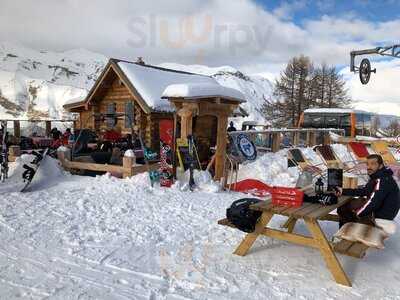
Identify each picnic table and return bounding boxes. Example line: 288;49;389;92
218;196;370;287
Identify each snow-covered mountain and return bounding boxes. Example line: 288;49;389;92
0;43;273;124
0;42;107;120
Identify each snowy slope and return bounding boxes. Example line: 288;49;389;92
0;42;107;120
0;151;399;299
0;43;273;124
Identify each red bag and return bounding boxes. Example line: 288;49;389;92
271;186;304;207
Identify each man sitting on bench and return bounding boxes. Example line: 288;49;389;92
336;154;400;228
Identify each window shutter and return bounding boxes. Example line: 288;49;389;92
125;101;134;128
106;103;116;128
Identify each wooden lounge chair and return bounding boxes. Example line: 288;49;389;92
348;142;370;163
314;145;345;169
371;140;399;165
287;148;325;175
315;144;368;181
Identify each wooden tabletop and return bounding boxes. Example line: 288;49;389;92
250;196;351;221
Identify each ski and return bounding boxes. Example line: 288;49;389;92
21;148;49;192
187;135;196;191
0;121;8;182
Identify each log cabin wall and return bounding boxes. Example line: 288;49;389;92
72;76;173;150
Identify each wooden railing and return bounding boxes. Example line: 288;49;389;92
229;128;345;152
57;151;159;178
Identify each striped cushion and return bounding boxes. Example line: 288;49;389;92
334;222;388;249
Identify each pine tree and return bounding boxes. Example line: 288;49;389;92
263;57;351;127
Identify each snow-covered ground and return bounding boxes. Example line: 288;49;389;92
0;151;399;299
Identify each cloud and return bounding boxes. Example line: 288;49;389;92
340;59;400;115
0;0;399;113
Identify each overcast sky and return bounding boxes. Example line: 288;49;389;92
1;0;400;113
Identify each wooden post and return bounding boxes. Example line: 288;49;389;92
177;105;195;139
308;131;317;146
13;120;20;138
293;132;300;146
214;114;228;180
323;132;331;145
45;121;52;137
271;133;281;153
123;155;135;178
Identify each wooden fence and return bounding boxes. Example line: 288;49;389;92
57;151;159;178
229;128;345;152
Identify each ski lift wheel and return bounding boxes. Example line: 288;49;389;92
359;58;372;85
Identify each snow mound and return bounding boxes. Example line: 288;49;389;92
236;151;299;186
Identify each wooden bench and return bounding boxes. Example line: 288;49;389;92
217;196;369;287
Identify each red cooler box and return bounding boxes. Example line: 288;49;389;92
271;186;304;207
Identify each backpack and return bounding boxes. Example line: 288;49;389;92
227;198;262;233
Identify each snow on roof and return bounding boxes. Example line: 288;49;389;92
304;108;374;114
161;83;246;102
117;62;220;111
64;96;86;106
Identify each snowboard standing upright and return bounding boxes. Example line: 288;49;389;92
158;119;174;187
21;148;49;192
138;131;159;187
0;121;8;182
187;135;196;191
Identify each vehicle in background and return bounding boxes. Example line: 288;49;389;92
241;121;271;131
298;108;378;137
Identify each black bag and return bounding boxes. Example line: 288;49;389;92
227;198;262;233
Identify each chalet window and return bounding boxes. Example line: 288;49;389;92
125;101;134;128
106;103;117;128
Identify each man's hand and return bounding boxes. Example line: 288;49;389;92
334;186;343;197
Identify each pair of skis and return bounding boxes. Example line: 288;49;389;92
0;121;8;182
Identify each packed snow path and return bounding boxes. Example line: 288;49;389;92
0;156;399;299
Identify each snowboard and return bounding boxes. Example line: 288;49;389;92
159;119;174;187
0;121;8;182
188;136;195;191
138;132;159;187
21;148;49;192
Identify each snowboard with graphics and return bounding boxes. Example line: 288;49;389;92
159;120;174;187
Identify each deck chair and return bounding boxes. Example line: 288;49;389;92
348;142;370;163
315;144;368;181
371;141;399;165
287;148;324;176
314;145;344;169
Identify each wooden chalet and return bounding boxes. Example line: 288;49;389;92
64;58;247;152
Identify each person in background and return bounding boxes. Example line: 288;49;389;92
227;121;237;132
336;154;400;228
281;133;292;148
51;129;63;149
62;128;72;145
